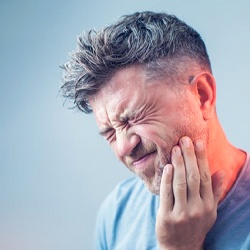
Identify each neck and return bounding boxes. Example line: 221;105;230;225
207;119;247;201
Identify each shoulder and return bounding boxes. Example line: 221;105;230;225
95;177;159;249
99;176;146;212
96;176;158;224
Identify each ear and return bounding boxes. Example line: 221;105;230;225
192;72;216;120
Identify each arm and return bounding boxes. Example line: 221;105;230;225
156;136;224;250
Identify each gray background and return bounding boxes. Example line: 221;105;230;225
1;1;249;249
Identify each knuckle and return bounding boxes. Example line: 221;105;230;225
189;208;202;220
175;181;187;190
175;212;188;225
204;202;215;214
188;173;199;182
200;170;211;183
157;208;171;222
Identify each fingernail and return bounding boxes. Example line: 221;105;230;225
181;137;190;147
173;146;181;155
195;140;204;151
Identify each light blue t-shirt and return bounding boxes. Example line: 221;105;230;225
95;153;250;250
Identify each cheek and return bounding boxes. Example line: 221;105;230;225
134;124;174;148
134;124;179;166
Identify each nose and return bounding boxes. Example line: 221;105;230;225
115;129;140;158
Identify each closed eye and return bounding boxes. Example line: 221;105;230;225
99;128;115;142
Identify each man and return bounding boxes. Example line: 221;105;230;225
61;11;250;249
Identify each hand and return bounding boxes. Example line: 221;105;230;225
156;136;224;250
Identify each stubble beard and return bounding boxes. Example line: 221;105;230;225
123;97;208;195
142;149;171;195
148;127;208;195
125;140;172;195
131;122;208;195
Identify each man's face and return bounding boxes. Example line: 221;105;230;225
89;66;208;194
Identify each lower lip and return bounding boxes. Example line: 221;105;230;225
133;152;156;170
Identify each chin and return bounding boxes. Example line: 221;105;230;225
141;171;162;195
144;181;161;195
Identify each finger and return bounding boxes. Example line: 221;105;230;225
171;145;188;209
179;136;200;201
194;140;213;201
159;164;174;211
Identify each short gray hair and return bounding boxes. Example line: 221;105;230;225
61;11;212;113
